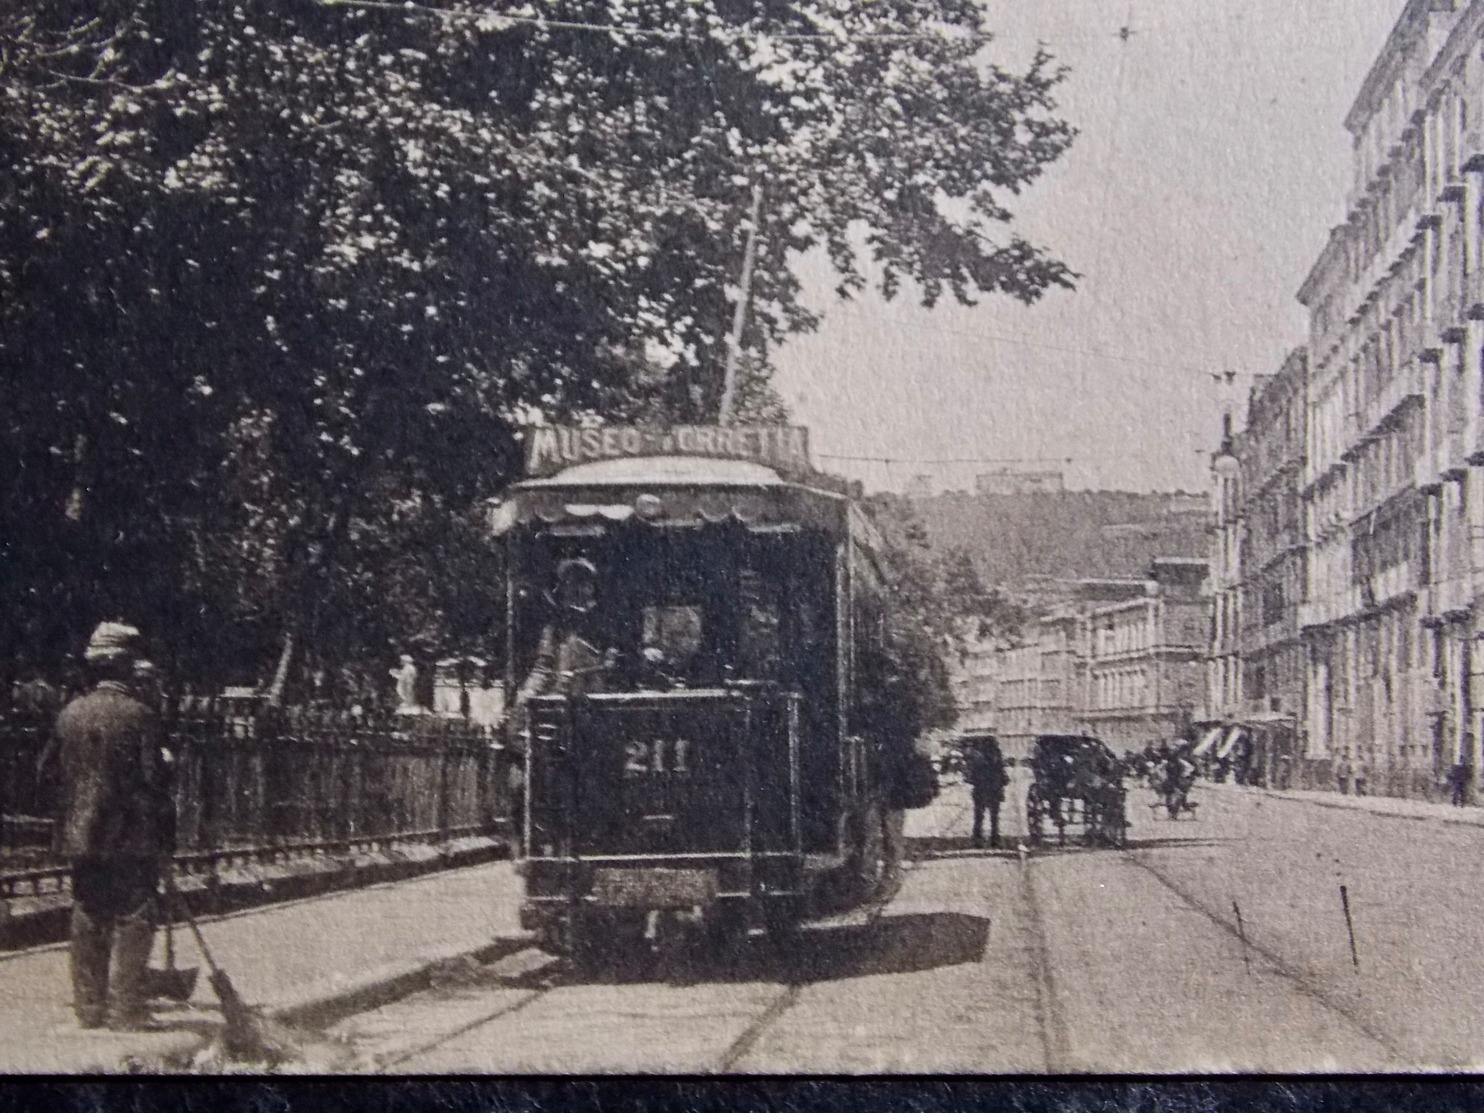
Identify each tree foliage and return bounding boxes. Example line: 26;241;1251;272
866;493;1029;731
1;0;1073;683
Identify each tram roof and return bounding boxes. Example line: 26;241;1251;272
515;455;793;489
492;455;880;553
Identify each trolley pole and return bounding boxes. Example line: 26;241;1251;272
717;180;764;427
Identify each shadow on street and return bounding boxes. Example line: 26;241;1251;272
906;835;1021;861
562;910;991;988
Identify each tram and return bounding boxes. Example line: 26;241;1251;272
488;425;902;955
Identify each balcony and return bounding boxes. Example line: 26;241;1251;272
1426;573;1472;619
1349;201;1428;316
1242;614;1300;654
1369;560;1417;607
1299;586;1361;629
1357;363;1421;443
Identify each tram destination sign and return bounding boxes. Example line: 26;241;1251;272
523;425;812;478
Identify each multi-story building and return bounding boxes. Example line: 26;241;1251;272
951;563;1208;757
1084;560;1209;752
991;637;1047;754
951;638;1000;733
1235;351;1309;776
1294;0;1484;797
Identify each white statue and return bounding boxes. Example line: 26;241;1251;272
392;654;421;713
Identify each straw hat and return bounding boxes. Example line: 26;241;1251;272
84;621;143;664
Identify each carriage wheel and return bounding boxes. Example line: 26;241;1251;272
1106;791;1129;846
1026;784;1044;845
1081;799;1099;845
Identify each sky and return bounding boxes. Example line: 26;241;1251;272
771;0;1408;494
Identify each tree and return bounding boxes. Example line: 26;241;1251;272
865;493;1028;730
1;0;1074;683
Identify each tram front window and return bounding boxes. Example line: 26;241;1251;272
737;568;781;680
640;604;705;687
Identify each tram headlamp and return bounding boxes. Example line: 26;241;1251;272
634;493;664;520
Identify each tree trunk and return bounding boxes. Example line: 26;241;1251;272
263;502;349;708
264;626;297;708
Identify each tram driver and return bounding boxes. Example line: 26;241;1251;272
514;557;617;705
508;558;618;847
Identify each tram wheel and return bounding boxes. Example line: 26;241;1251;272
762;897;803;965
535;920;569;957
704;903;752;963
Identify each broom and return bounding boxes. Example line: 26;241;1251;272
161;873;300;1065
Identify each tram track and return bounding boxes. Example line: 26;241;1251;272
362;898;884;1073
373;986;551;1072
1017;857;1071;1073
1121;849;1411;1065
1117;781;1414;1064
344;782;1429;1073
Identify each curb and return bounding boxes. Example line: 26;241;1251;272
122;929;537;1072
0;838;510;952
1214;782;1484;831
272;936;535;1032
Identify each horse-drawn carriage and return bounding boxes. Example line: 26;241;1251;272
1024;734;1128;847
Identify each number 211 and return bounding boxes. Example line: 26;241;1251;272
623;739;691;775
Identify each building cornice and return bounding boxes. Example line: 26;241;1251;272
1344;0;1432;136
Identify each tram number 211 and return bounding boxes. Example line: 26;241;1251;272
623;738;692;776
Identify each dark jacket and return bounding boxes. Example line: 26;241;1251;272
51;682;173;859
515;624;611;703
965;744;1008;798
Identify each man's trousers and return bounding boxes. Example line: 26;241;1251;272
971;788;1002;846
69;857;159;1027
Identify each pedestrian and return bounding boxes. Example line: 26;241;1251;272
855;641;937;900
44;622;175;1030
963;736;1008;848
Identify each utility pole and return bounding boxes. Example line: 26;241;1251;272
717;181;764;427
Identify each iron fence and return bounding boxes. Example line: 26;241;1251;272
0;695;515;897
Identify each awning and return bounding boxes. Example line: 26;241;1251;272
1192;726;1223;758
490;479;848;538
1214;725;1247;760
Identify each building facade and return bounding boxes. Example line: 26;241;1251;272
1291;0;1484;797
1237;352;1309;770
951;562;1208;757
1084;560;1209;753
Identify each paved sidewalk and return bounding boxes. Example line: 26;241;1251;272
1208;779;1484;829
0;860;523;1072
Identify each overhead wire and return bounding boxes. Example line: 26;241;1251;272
821;305;1214;378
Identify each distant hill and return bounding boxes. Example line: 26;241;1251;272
906;490;1209;594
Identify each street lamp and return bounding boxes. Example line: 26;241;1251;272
1210;370;1241;480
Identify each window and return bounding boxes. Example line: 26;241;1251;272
737;569;781;679
641;605;704;676
1246;664;1267;701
